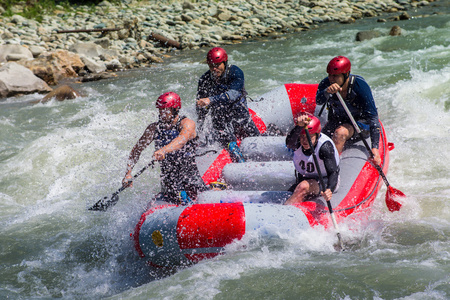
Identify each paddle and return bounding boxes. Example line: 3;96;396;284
304;126;345;250
88;160;155;211
88;148;219;212
335;92;405;212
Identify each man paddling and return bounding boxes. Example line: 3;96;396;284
284;114;340;205
196;47;260;163
123;92;207;204
316;56;381;165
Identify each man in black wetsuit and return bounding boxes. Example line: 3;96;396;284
316;56;381;165
284;114;340;205
196;47;260;163
123;92;207;204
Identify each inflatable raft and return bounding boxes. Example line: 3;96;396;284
133;84;392;267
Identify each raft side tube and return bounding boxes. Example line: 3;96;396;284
197;190;292;204
240;136;293;162
332;121;389;215
138;205;193;267
222;161;296;191
243;203;312;236
138;203;247;267
136;202;315;267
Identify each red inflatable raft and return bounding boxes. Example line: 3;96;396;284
133;83;392;268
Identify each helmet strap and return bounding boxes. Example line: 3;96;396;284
313;133;320;147
340;72;350;88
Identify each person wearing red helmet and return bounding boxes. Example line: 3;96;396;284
316;56;381;165
284;113;340;205
122;92;206;204
196;47;260;163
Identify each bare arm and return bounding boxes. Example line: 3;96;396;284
123;122;157;186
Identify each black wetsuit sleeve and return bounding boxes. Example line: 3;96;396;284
353;77;380;149
196;72;210;99
286;126;302;150
316;77;331;106
318;141;339;191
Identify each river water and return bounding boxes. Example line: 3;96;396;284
1;4;449;300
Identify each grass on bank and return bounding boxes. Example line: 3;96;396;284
0;0;123;22
0;0;210;22
1;0;95;21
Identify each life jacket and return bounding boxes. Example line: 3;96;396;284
153;116;198;181
292;133;339;179
327;75;363;120
206;64;248;108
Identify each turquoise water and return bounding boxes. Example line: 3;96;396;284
1;4;449;299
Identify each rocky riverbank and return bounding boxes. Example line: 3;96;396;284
0;0;440;98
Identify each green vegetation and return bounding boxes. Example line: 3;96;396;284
0;0;205;21
0;0;111;21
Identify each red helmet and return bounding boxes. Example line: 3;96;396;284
207;47;228;64
156;92;181;109
300;115;322;135
327;56;351;75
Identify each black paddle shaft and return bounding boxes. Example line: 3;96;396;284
304;126;344;250
335;92;392;188
304;129;326;193
304;128;334;214
88;160;155;211
88;149;219;212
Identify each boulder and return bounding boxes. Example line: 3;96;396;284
399;12;410;20
389;25;402;36
81;56;107;73
79;72;117;82
355;30;381;41
216;10;232;21
0;44;33;63
0;62;52;98
18;50;85;85
39;85;81;103
69;42;105;58
29;45;46;58
182;1;196;10
105;59;122;70
93;37;111;49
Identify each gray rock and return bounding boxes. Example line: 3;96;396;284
29;46;45;57
39;85;81;103
0;44;34;63
11;15;27;25
105;59;122;70
94;37;111;49
1;29;15;40
399;12;411;20
0;62;52;98
69;42;104;58
208;6;218;17
389;25;402;36
217;11;232;21
182;1;196;10
81;56;107;73
356;30;382;41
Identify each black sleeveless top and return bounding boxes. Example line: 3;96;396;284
154;116;206;198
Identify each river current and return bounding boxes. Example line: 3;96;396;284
1;4;449;300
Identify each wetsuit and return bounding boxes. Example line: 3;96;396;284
196;64;260;148
316;74;381;149
154;116;207;203
286;128;340;193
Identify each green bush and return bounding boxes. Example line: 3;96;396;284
0;0;107;21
